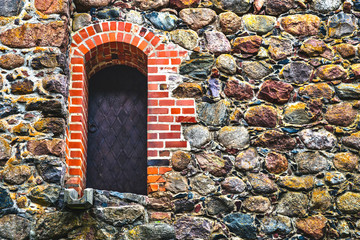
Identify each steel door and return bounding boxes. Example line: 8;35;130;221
86;65;147;195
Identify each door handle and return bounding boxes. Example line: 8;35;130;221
89;123;97;133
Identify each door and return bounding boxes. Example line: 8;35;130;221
86;65;147;195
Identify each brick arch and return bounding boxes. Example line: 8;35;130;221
66;21;197;194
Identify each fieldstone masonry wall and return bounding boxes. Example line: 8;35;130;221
1;0;360;239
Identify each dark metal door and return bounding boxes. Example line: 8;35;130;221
86;65;147;195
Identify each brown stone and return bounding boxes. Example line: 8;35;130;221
316;65;347;81
12;122;31;136
172;82;202;98
280;14;321;36
25;100;64;117
325;102;357;127
165;172;188;193
310;187;332;212
266;0;294;16
11;79;34;95
0;22;67;48
242;61;273;80
232;35;262;54
179;8;217;30
298;83;335;100
0;53;24;70
221;177;246;193
0;138;11;166
171;151;191;171
27;139;65;157
34;118;66;136
296;215;327;240
219;12;242;35
334;43;356;58
253;130;297;150
333;152;359;172
343;131;360;150
257;80;293;104
134;0;169;10
243;196;271;213
35;0;69;14
268;37;293;60
2;165;31;185
247;173;278;194
224;79;253;101
42;74;67;96
351;64;360;78
170;0;200;9
299;38;333;59
265;152;288;174
244;105;278;128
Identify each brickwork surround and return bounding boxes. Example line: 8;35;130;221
66;21;196;194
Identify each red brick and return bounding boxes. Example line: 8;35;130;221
176;116;197;123
158;116;174;122
182;108;195;114
159;132;181;139
148;108;168;114
176;99;195;106
159;99;175;106
148;124;169;131
171;108;181;114
148;75;166;82
165;141;187;148
159;167;172;174
148;141;164;148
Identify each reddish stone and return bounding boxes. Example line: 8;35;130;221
232;35;262;54
253;130;297;150
0;22;67;49
224;79;253;101
351;64;360;78
35;0;69;14
244;105;278;128
300;39;333;59
179;8;217;30
334;43;356;58
75;0;113;11
27;139;65;157
257;80;293;104
280;14;320;36
325;102;357;127
170;0;200;9
266;0;294;15
316;65;347;81
296;215;327;240
265;152;288;174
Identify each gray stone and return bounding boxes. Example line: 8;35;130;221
224;213;257;239
218;126;249;150
93;205;145;227
205;31;231;54
28;185;61;206
0;215;30;240
72;13;91;32
261;215;292;234
213;0;254;14
281;61;314;85
3;165;31;185
183;125;210;148
179;8;216;30
221;177;246;193
235;147;260;171
243;196;271;213
126;223;175;240
295;151;329;174
216;54;237;75
242;14;277;34
197;100;229;126
310;187;332;212
325;172;346;185
206;196;234;215
36;159;65;184
312;0;342;13
0;137;11;165
247;173;278;194
191;173;216;195
299;129;337;150
0;0;22;17
343;131;360;150
269;37;293;60
145;12;177;31
171;29;198;50
196;153;231;177
174;217;213;240
126;10;144;25
284;102;313;125
165;172;188;193
180;52;214;80
242;61;273;80
276;192;308;217
0;187;13;209
328;13;357;38
335;83;360;100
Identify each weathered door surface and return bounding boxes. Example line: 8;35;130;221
86;65;147;195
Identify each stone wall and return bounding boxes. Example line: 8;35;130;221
1;0;360;239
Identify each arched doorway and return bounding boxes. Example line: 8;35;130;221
86;65;147;194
